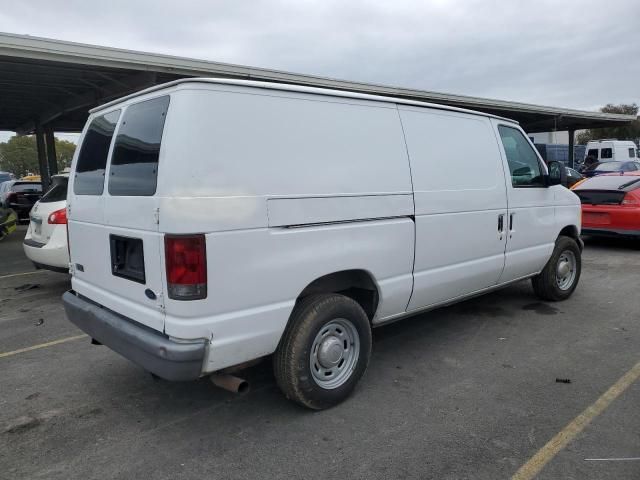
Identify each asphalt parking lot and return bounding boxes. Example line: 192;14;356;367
0;225;638;480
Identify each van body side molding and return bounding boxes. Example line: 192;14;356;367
267;194;414;228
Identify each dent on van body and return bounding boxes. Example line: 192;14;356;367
162;218;415;372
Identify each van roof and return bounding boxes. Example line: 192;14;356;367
90;78;516;123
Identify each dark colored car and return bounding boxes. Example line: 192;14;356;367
0;171;15;184
565;167;583;188
0;181;43;220
583;161;640;177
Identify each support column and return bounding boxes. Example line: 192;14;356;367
45;127;58;176
568;129;575;169
35;124;50;192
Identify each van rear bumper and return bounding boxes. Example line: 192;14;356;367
62;291;206;381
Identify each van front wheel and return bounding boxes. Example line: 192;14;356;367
531;236;582;301
274;294;372;410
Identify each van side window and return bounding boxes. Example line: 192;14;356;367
498;125;545;187
108;96;170;196
74;110;120;195
629;148;636;158
587;148;599;159
601;148;612;159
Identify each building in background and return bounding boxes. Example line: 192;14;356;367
529;131;570;144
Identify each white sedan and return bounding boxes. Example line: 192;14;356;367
23;174;69;273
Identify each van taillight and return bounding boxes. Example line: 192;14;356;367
48;208;67;224
164;235;207;300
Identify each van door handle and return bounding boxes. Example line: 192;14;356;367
498;214;504;238
509;213;514;232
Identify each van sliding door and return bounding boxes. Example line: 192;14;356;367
400;107;509;311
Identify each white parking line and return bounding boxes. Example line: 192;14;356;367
0;270;44;280
584;458;640;462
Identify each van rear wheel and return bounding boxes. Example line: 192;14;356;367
273;294;372;410
531;236;581;301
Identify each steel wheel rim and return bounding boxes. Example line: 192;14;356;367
310;318;360;389
556;250;577;290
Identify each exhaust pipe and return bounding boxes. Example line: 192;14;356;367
210;374;250;394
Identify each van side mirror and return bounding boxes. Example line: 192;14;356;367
546;161;566;187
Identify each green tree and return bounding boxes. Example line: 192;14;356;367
0;135;38;176
576;103;640;144
0;135;76;177
56;139;76;172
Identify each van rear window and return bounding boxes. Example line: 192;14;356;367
74;110;120;195
108;96;169;196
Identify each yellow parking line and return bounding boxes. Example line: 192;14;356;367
0;334;88;359
512;360;640;480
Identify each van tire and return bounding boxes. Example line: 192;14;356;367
273;294;372;410
531;236;581;301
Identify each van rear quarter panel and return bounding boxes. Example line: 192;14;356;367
178;219;414;371
156;85;415;371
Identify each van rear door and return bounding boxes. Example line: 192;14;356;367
68;96;170;333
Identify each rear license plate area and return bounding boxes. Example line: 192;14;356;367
109;235;146;284
31;216;42;235
583;212;610;225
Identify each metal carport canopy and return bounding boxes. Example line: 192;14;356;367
0;32;635;135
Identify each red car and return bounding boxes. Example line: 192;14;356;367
572;172;640;238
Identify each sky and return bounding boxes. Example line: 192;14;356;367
1;0;639;143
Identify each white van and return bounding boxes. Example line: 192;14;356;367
584;139;638;163
63;79;582;409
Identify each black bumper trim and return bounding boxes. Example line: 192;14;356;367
582;228;640;238
62;291;206;381
23;238;46;248
32;262;69;274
